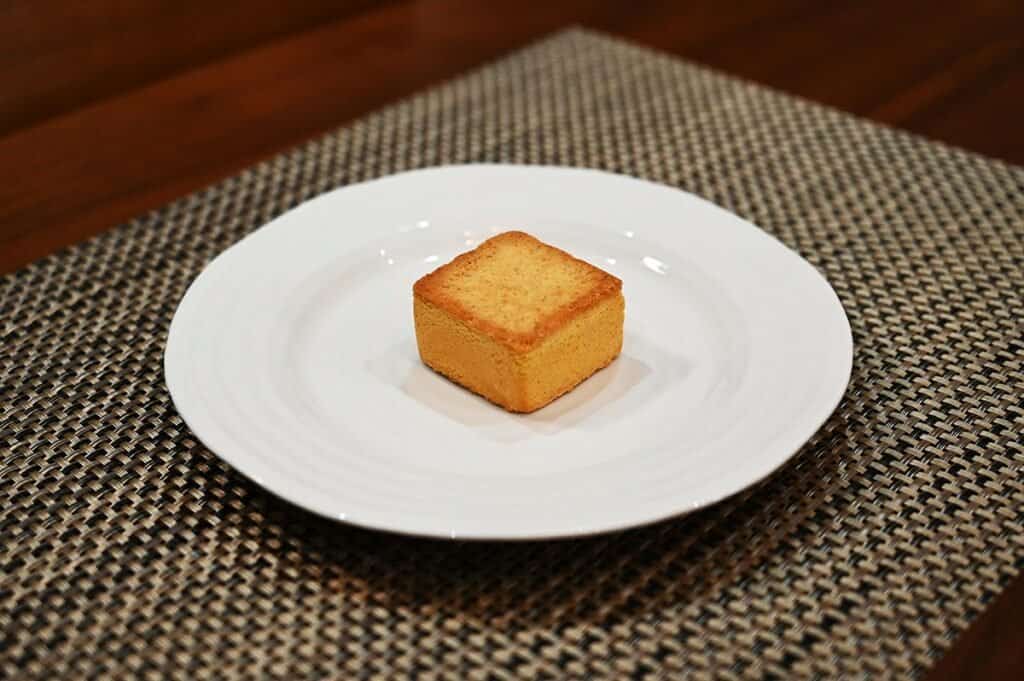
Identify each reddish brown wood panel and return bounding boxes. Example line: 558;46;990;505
0;0;387;135
924;574;1024;681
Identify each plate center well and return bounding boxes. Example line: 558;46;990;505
272;234;746;478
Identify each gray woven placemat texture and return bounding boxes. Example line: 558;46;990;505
2;28;1023;680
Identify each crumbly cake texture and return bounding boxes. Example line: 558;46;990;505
413;231;624;413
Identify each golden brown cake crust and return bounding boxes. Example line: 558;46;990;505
413;231;622;353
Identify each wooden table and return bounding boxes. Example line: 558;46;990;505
3;2;1021;677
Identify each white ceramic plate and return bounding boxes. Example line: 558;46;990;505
165;165;852;540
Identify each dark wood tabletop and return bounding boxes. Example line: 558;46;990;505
3;1;1022;677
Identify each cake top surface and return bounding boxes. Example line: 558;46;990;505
413;231;621;351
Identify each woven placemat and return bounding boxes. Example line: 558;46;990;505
3;28;1023;680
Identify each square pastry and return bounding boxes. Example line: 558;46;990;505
413;231;624;413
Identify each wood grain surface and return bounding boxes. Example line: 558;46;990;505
2;2;1022;678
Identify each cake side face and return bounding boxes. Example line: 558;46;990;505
414;231;621;353
518;290;624;412
413;295;528;411
413;291;625;413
